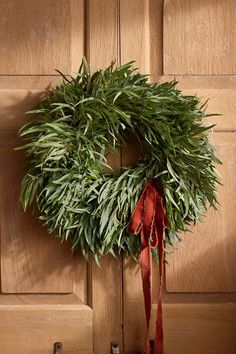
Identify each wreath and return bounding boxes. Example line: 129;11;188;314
18;59;220;354
18;59;220;261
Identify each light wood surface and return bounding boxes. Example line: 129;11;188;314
0;76;61;90
87;2;123;353
162;301;236;354
0;74;62;131
161;75;236;90
73;251;88;304
125;292;236;354
0;90;48;130
71;0;85;74
121;2;164;352
120;0;163;80
0;294;92;354
0;293;83;306
87;0;119;71
0;0;84;75
166;133;236;292
164;0;236;75
123;258;146;352
0;132;74;293
89;255;123;354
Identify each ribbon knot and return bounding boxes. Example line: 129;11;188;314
128;180;167;354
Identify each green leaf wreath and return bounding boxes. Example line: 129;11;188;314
18;59;220;260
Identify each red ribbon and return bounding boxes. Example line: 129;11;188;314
128;180;167;354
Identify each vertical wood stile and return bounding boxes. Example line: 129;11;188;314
120;1;164;352
86;1;123;353
0;1;93;352
0;0;86;294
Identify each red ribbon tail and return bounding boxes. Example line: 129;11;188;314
140;232;152;354
154;224;164;354
128;180;167;354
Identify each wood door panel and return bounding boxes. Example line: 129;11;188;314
0;0;84;75
120;0;163;80
163;299;236;354
166;133;236;292
87;0;119;71
90;256;123;354
0;132;73;293
86;2;123;353
163;300;236;354
124;294;236;354
0;90;47;130
0;294;93;354
0;77;63;130
164;0;236;75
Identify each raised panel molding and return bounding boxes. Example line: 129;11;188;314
0;294;93;354
164;0;236;75
0;0;84;75
166;133;236;292
0;132;74;293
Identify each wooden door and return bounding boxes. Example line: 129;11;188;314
0;1;92;353
121;1;236;354
0;1;236;354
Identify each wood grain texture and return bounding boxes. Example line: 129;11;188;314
121;4;163;350
121;132;144;351
123;258;146;352
125;293;236;354
0;76;62;90
71;0;85;73
0;90;47;130
164;0;236;75
0;132;73;293
160;302;236;354
0;294;92;354
86;0;119;71
89;255;123;354
87;2;123;353
160;76;236;131
73;251;88;304
0;0;84;75
0;293;83;306
0;75;64;131
0;76;71;130
123;256;160;352
166;133;236;292
120;0;163;79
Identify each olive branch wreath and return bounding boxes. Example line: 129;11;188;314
18;59;220;262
